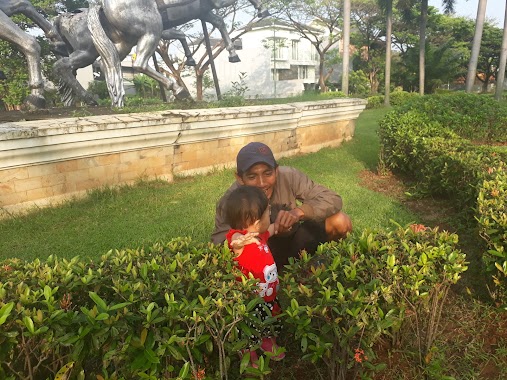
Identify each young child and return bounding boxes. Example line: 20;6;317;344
224;185;285;366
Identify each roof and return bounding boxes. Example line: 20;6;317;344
252;17;323;34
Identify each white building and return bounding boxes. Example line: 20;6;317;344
76;18;323;100
193;18;322;99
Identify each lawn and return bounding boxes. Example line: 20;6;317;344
0;107;418;262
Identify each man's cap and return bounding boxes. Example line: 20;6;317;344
237;142;277;173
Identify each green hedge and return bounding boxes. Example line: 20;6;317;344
282;224;466;379
477;162;507;305
378;93;507;304
366;91;419;109
393;93;507;143
0;226;467;380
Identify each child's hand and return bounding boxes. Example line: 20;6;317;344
230;232;260;250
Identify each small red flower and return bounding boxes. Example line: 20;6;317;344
60;293;73;310
194;367;206;380
354;348;368;363
487;167;494;174
410;224;426;233
2;265;12;271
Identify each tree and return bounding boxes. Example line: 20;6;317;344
475;23;503;92
390;8;472;92
418;0;428;94
465;0;487;92
154;0;257;100
342;0;351;94
384;0;393;105
495;0;507;100
269;0;343;92
350;0;385;94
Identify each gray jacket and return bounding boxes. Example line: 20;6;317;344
211;166;343;245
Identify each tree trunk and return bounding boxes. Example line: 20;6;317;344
495;0;507;100
196;70;204;101
482;78;489;93
384;0;392;105
419;0;428;95
319;53;327;91
465;0;488;92
342;0;351;95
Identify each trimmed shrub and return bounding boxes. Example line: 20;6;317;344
389;90;419;107
281;224;466;380
0;238;261;380
477;162;507;306
366;95;383;109
393;93;507;143
378;92;507;303
0;227;467;380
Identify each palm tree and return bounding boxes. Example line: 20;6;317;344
418;0;428;95
495;0;507;100
384;0;392;105
465;0;488;92
342;0;351;95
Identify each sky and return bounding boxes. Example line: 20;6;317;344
429;0;505;27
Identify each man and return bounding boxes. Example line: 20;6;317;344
211;142;352;268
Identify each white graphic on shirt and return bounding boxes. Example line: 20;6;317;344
258;263;278;298
258;243;270;253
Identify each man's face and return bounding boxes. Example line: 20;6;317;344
236;163;278;199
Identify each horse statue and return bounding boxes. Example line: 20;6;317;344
0;0;67;109
87;0;269;107
52;9;196;106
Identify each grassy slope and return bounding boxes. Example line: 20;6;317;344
0;108;418;262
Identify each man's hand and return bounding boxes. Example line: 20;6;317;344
274;208;304;234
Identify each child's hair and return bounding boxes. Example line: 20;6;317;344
225;186;269;230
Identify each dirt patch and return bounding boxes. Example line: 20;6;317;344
358;170;456;232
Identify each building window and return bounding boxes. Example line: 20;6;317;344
311;46;319;61
268;37;287;59
298;66;308;79
291;40;299;60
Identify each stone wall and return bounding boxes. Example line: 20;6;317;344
0;99;366;214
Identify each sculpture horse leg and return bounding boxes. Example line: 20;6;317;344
246;0;269;18
0;12;45;108
132;32;191;100
201;10;240;63
208;0;269;18
53;51;99;106
52;11;99;106
5;0;68;55
160;28;196;66
87;0;125;107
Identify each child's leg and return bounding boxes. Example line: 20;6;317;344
259;300;285;360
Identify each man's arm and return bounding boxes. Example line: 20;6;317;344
283;166;343;221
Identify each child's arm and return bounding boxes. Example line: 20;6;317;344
267;223;276;237
230;231;260;256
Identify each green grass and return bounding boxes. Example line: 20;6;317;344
0;108;419;262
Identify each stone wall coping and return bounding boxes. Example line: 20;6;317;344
0;99;366;141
